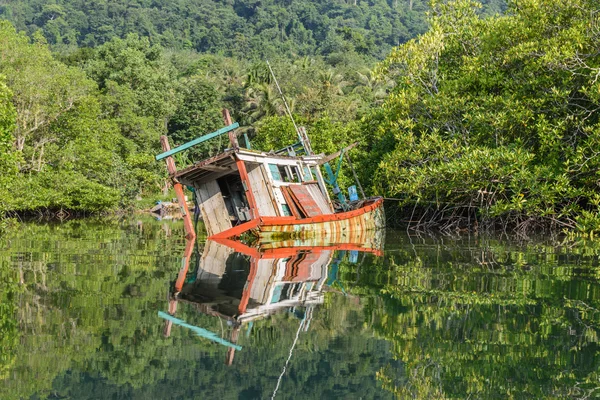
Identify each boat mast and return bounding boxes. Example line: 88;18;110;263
266;60;313;155
270;315;305;399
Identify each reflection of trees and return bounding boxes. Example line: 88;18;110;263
0;219;395;399
0;218;188;399
11;221;600;398
349;235;600;399
0;250;19;381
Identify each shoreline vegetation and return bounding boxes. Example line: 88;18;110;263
2;0;600;234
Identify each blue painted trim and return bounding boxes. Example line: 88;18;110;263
158;311;242;350
155;123;239;161
324;161;348;208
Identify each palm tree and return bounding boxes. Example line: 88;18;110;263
353;69;394;105
241;83;291;127
318;69;348;96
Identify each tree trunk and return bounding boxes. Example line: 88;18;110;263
15;136;25;152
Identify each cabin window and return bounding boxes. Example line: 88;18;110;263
280;166;292;182
281;204;292;216
302;166;312;181
269;164;292;182
290;166;301;182
269;164;282;181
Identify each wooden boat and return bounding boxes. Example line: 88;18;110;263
156;109;385;242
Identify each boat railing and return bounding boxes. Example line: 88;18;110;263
275;141;307;157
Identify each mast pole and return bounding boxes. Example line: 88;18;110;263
266;60;308;152
159;136;196;240
270;316;305;399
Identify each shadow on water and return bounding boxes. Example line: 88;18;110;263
3;218;600;398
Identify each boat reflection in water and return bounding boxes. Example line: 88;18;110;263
159;234;383;365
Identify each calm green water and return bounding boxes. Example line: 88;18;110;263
1;218;600;399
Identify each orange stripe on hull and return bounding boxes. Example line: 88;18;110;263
208;197;384;242
209;219;260;239
210;238;383;257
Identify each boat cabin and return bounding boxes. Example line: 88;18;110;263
173;148;334;237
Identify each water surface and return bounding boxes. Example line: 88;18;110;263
1;219;600;399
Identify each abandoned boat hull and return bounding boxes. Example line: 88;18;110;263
211;196;385;241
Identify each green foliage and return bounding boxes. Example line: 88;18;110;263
167;77;224;161
86;34;178;148
8;172;120;212
375;135;579;222
0;21;94;159
0;24;180;212
0;0;439;60
364;0;600;231
0;75;18;221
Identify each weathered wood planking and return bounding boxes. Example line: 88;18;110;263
280;186;304;218
247;164;278;217
305;183;333;214
198;239;233;282
197;180;232;237
250;258;278;304
259;163;282;216
272;187;287;215
258;201;385;244
288;185;322;217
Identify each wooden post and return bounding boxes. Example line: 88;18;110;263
163;237;195;337
222;109;239;148
345;152;366;199
226;326;241;366
174;237;196;292
238;258;258;315
160;135;196;240
163;299;178;337
222;109;259;220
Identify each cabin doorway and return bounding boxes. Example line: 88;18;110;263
217;174;251;224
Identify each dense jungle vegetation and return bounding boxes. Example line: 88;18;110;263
3;0;600;233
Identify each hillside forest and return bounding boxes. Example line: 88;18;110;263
2;0;600;233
